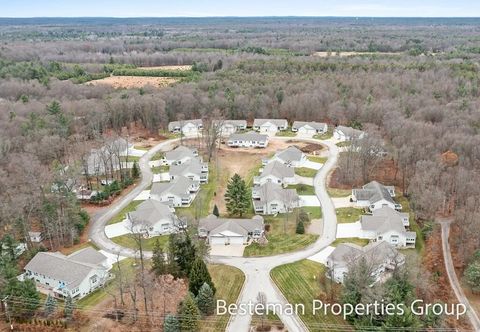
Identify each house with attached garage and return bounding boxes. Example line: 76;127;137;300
168;119;203;135
352;181;402;211
162;145;199;166
264;146;307;167
169;158;209;183
291;121;328;136
360;206;416;248
254;161;296;187
23;248;110;299
150;176;199;208
213;120;247;136
253;119;288;135
198;214;264;245
127;199;184;237
252;182;300;215
227;131;269;148
326;241;405;284
333;125;365;141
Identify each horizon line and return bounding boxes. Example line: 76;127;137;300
1;15;480;19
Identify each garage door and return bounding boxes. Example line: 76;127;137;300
210;236;244;245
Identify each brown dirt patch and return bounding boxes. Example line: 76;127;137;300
86;76;178;89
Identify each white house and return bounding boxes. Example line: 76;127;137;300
24;248;110;300
265;146;307;167
352;181;402;211
333;126;365;141
162;146;199;166
28;231;43;243
227;131;269;148
170;158;209;183
326;241;405;284
168;119;203;136
198;215;264;245
253;119;288;135
150;176;199;207
291;121;328;136
360;207;416;248
213;120;247;136
252;182;300;215
127;199;184;237
254;161;296;187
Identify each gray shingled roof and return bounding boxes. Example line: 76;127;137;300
353;181;395;205
128;199;174;228
276;146;304;163
213;120;247;127
292;121;327;131
361;207;415;238
67;247;107;266
328;241;403;268
254;182;299;205
150;176;197;198
170;158;205;177
168;119;203;131
228;131;268;143
165;146;197;161
199;215;264;236
25;251;107;289
336;126;364;138
253;119;288;127
261;161;295;179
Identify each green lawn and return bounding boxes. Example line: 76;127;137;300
60;241;99;255
151;151;165;161
110;234;169;251
294;167;318;177
327;187;351;197
313;130;333;140
396;195;425;253
287;183;315;195
107;200;143;225
133;145;150;151
119;155;141;162
271;260;348;331
336;141;351;147
336;207;363;223
275;130;296;137
200;265;245;332
152;165;169;174
245;162;262;187
301;206;322;219
244;211;318;257
331;237;369;247
307;155;328;164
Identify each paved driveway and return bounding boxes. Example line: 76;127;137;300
99;250;127;268
152;172;170;182
210;244;246;257
128;148;147;157
308;246;335;265
299;195;320;207
332;196;354;208
295;174;314;185
336;221;363;238
105;220;131;238
302;160;322;170
134;190;150;201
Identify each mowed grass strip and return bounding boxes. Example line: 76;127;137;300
271;260;348;331
287;183;315;195
294;167;318;177
307;155;328;164
110;234;169;251
200;265;245;332
335;207;363;223
331;237;369;247
327;187;351;197
107;200;143;225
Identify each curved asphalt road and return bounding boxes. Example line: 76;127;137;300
89;136;339;331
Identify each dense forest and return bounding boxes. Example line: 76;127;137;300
0;17;479;329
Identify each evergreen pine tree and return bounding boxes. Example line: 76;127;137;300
188;258;216;296
44;293;57;316
212;204;219;217
131;161;140;178
152;239;167;276
196;283;215;315
296;220;305;234
178;293;200;332
172;233;196;276
64;295;74;319
164;314;180;332
224;173;250;217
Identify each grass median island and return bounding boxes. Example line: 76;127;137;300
200;265;245;332
294;167;318;177
271;260;347;331
287;183;315;195
307;155;328;164
110;234;169;251
107;200;143;225
336;207;363;223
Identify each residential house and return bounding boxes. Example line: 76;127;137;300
162;146;199;166
360;207;416;248
28;231;43;243
213;120;247;136
253;119;288;135
352;181;402;211
292;121;328;136
333;126;365;141
227;131;269;148
170;158;209;183
127;199;184;237
254;161;296;187
264;146;306;167
82;137;133;176
168;119;203;135
23;248;110;299
150;176;199;207
198;214;264;245
326;241;405;284
252;182;300;215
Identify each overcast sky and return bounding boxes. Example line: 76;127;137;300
1;0;479;18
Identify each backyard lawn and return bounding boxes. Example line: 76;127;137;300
107;200;143;225
336;207;363;223
200;265;245;332
313;129;333;140
396;195;425;253
271;260;347;331
301;206;322;219
110;234;169;251
326;187;351;197
307;155;327;164
287;183;315;195
275;130;296;137
331;237;369;247
294;167;317;177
